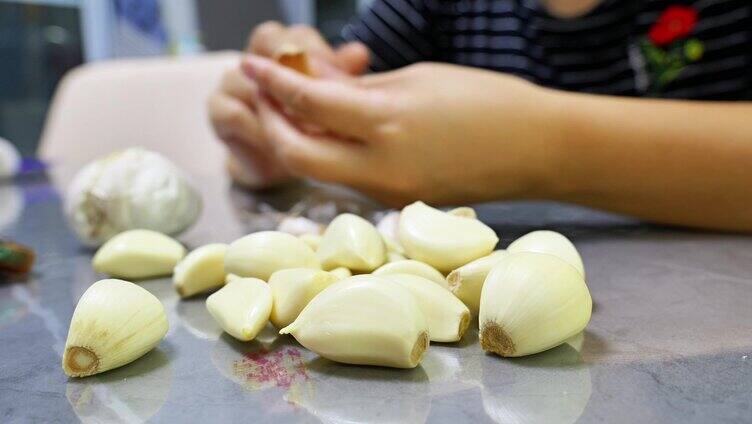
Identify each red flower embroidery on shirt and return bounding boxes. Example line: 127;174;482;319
648;6;698;46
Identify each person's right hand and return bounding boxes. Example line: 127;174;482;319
208;21;370;188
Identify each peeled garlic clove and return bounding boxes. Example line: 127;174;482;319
399;201;498;273
381;274;470;343
447;250;507;316
376;211;400;242
447;206;477;219
269;268;337;329
317;214;386;272
0;137;21;179
225;273;241;283
225;231;319;281
65;148;201;247
92;229;186;279
206;278;272;341
479;252;592;357
387;251;407;263
507;230;585;278
299;234;322;251
280;275;429;368
329;267;352;280
63;279;168;377
173;243;228;297
374;260;448;289
277;216;323;236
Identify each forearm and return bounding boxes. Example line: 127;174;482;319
545;92;752;231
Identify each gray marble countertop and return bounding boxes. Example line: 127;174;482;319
1;171;751;424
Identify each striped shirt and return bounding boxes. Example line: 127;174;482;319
342;0;752;100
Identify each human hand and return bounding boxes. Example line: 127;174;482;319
243;57;563;206
208;22;370;188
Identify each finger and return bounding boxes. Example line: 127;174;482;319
243;55;386;140
335;42;371;75
247;21;285;55
207;93;264;148
219;68;259;107
257;97;367;184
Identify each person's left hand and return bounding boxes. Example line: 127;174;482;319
243;56;565;206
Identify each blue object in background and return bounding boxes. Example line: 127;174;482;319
114;0;166;43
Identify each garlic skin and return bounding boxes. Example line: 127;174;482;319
447;206;477;219
507;230;585;278
329;267;352;280
173;243;228;297
224;231;319;281
92;229;186;279
447;250;507;316
479;252;592;357
65;148;201;247
0;137;21;179
317;214;386;272
280;275;429;368
398;201;498;273
268;268;337;328
63;279;168;377
374;260;448;289
277;216;324;236
381;274;470;342
299;234;322;251
206;278;272;341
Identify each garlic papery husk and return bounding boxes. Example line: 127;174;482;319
269;268;337;329
398;201;498;273
507;230;585;278
381;274;470;342
206;278;272;341
447;250;507;316
299;234;322;251
447;206;477;219
277;216;324;236
65;148;201;247
62;279;168;377
479;252;592;357
374;260;448;289
329;267;352;280
280;275;429;368
224;231;319;281
173;243;228;297
92;229;186;279
316;213;386;272
0;137;21;179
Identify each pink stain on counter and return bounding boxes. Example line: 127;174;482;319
232;347;310;392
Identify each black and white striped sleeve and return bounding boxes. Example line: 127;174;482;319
342;0;437;71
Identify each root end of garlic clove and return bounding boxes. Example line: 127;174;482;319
446;270;461;292
480;322;516;357
457;311;471;340
63;346;100;377
410;332;430;366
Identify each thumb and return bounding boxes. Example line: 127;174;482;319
335;42;371;75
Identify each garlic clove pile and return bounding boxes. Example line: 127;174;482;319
65;148;201;247
316;214;386;272
381;274;471;343
447;250;507;316
225;273;241;283
299;234;322;251
329;267;352;280
268;268;337;329
173;243;228;298
398;201;498;273
507;230;585;278
479;252;592;357
224;231;319;281
63;279;168;377
447;206;477;219
92;229;186;279
280;275;429;368
206;278;272;341
387;252;408;263
373;260;448;289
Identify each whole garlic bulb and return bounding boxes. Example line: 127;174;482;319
65;148;202;246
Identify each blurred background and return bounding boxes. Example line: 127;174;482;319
0;0;373;156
